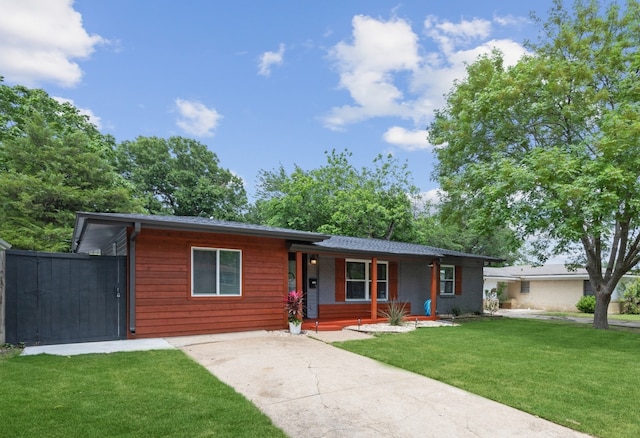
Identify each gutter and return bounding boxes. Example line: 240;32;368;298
129;222;141;334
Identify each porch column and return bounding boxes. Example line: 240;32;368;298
295;251;303;292
430;259;439;317
371;257;378;320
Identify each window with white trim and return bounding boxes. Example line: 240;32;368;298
192;247;242;296
440;265;455;295
520;281;530;294
346;260;388;301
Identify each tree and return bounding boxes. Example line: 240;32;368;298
254;150;419;240
429;0;640;328
413;207;520;264
115;136;248;220
0;82;142;251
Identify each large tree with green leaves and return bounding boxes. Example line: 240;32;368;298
429;0;640;329
115;136;247;220
413;207;520;264
0;81;142;251
253;150;418;240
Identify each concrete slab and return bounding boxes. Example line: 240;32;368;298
178;330;591;438
21;338;174;356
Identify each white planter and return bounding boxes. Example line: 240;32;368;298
289;321;302;334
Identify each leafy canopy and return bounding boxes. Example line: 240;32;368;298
254;150;418;241
115;136;248;220
429;0;640;328
0;81;142;251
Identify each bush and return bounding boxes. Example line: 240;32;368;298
621;279;640;314
378;301;408;326
576;295;596;313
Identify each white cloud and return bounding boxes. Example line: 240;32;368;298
324;13;530;142
493;14;529;27
383;126;429;151
53;96;102;129
324;15;420;130
0;0;104;87
422;188;443;204
175;98;222;137
258;43;285;77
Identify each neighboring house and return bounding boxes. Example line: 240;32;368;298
484;265;637;313
72;212;500;339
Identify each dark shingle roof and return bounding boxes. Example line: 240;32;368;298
72;212;328;253
312;235;501;261
73;212;502;261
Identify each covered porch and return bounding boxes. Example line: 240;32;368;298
290;249;442;329
301;314;438;331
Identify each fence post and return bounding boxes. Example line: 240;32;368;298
0;238;12;344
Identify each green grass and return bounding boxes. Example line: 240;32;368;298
0;350;286;438
335;318;640;438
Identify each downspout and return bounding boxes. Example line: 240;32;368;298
129;222;141;334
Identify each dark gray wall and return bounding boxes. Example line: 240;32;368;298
5;250;126;345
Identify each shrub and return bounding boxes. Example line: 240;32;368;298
621;279;640;314
576;295;596;313
378;300;408;326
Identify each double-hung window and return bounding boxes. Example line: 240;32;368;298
440;265;455;295
345;260;388;301
192;247;242;296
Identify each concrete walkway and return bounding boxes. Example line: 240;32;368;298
496;308;640;328
169;330;590;438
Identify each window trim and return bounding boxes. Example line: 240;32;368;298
345;259;388;301
520;280;530;294
440;265;455;296
191;246;242;297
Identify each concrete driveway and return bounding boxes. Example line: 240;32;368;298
168;330;590;438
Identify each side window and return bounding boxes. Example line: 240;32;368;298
520;281;530;294
192;247;242;296
440;265;455;295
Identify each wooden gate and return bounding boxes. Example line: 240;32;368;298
4;250;126;345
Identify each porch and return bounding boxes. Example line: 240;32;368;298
302;314;438;331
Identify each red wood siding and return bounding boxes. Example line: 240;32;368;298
132;228;288;338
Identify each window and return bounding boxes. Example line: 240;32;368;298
583;280;594;296
192;247;242;296
440;265;455;295
345;260;388;301
520;281;530;294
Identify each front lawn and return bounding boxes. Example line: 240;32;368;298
335;318;640;438
0;349;286;437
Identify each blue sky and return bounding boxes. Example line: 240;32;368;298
0;0;556;202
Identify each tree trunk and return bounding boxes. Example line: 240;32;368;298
593;291;611;329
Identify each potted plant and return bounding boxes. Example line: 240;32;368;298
284;290;304;334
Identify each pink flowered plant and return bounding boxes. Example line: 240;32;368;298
284;290;304;323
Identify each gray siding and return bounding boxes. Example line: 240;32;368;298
397;260;431;316
317;254;336;305
437;257;485;315
313;254;485;316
